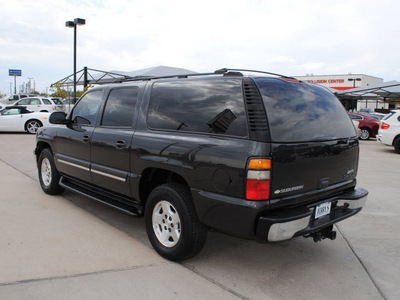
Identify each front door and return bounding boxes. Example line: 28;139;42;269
54;90;103;183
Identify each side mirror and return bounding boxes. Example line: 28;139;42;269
49;111;67;124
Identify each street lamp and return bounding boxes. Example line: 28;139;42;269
66;18;86;101
348;77;362;88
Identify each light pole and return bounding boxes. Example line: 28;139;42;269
348;77;361;88
66;18;86;101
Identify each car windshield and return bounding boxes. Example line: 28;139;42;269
254;78;356;142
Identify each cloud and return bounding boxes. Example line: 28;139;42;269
1;0;400;95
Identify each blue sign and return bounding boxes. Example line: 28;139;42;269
9;69;22;76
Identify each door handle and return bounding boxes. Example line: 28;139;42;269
82;135;90;143
115;140;126;149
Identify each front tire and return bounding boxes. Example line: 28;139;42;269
26;119;42;134
145;183;207;261
38;148;64;195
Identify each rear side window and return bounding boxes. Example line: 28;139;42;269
42;99;52;105
147;79;248;136
101;87;138;127
255;78;356;142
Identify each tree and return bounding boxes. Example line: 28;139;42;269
50;83;68;98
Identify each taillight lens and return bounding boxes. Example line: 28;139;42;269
246;158;271;200
381;122;390;130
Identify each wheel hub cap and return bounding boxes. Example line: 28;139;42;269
41;158;52;187
152;200;181;247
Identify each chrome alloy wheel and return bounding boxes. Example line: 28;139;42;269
27;120;41;134
41;158;52;187
152;200;181;247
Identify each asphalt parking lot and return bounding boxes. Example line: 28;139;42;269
0;134;399;300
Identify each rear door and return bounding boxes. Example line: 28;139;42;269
254;78;359;206
90;86;139;196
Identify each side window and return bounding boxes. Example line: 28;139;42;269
42;99;52;105
17;99;28;105
147;79;248;136
71;90;103;126
2;108;21;115
30;99;41;105
101;87;138;127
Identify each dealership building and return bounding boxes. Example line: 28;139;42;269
295;73;387;110
295;73;383;91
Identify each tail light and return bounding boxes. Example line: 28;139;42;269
246;158;271;200
381;122;390;130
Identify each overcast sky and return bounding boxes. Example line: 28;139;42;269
1;0;399;94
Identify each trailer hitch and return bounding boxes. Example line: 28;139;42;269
304;225;337;242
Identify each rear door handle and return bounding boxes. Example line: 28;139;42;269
116;140;126;149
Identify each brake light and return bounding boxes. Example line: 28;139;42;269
246;158;271;200
381;122;390;130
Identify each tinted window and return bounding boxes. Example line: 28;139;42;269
71;90;103;125
42;99;52;105
101;87;138;127
255;78;356;142
147;79;248;136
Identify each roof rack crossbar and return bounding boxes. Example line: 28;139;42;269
214;68;297;80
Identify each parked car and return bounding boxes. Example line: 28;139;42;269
11;97;63;113
0;106;50;134
358;108;387;120
0;94;29;108
348;112;380;140
377;110;400;153
35;68;367;261
62;98;75;114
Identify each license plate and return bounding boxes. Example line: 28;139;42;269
315;202;331;219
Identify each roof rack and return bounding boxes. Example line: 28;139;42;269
51;67;298;87
214;68;297;80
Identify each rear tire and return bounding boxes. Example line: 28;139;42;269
38;148;64;195
394;137;400;154
26;120;42;134
145;183;207;261
359;128;370;140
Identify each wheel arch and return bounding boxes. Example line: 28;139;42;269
392;134;400;146
35;141;52;163
139;168;190;207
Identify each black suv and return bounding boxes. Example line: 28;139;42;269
35;69;367;261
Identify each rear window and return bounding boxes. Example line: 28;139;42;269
255;78;356;142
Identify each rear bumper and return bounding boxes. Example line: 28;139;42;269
256;188;368;242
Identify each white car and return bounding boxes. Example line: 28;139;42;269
11;97;63;113
377;110;400;153
0;106;50;134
